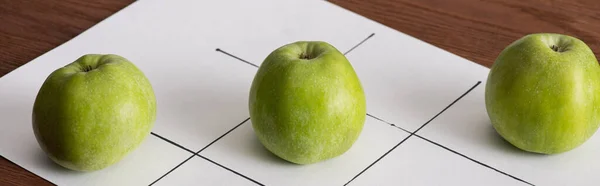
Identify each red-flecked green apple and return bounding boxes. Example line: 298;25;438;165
485;33;600;154
249;41;366;164
32;54;156;171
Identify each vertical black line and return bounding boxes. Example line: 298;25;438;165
344;33;375;55
148;118;252;185
196;117;250;153
148;154;196;186
196;155;265;186
344;81;481;186
343;134;411;186
412;81;481;134
413;134;535;186
216;48;258;68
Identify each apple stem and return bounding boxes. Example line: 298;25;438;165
300;53;313;60
550;44;568;53
83;65;94;72
551;45;559;52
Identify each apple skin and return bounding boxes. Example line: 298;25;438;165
249;41;366;164
32;54;156;171
485;33;600;154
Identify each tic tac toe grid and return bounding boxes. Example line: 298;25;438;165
0;0;599;186
143;35;519;186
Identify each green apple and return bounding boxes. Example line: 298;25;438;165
32;54;156;171
249;41;366;164
485;33;600;154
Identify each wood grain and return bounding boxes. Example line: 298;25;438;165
0;0;135;77
329;0;600;68
2;0;600;185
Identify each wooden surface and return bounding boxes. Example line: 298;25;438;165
1;0;599;185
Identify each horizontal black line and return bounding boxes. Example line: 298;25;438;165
344;33;375;55
151;132;195;154
366;113;411;134
197;154;265;186
196;117;250;153
0;155;57;186
413;134;535;186
216;48;258;68
148;154;196;186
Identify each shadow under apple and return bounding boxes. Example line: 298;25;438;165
249;133;293;165
35;148;81;174
484;120;546;158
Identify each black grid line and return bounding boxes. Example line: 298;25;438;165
344;81;481;186
413;81;481;134
196;154;265;186
367;113;411;134
344;33;375;55
148;117;256;185
148;35;512;186
149;32;376;185
148;153;196;186
197;117;251;153
151;132;195;154
343;134;411;186
216;33;375;69
216;48;258;68
413;134;535;186
0;155;57;186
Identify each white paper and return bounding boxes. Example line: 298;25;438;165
0;0;589;185
153;155;258;186
418;81;600;186
347;136;529;186
198;116;409;186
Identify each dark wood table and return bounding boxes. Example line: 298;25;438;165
1;0;599;185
